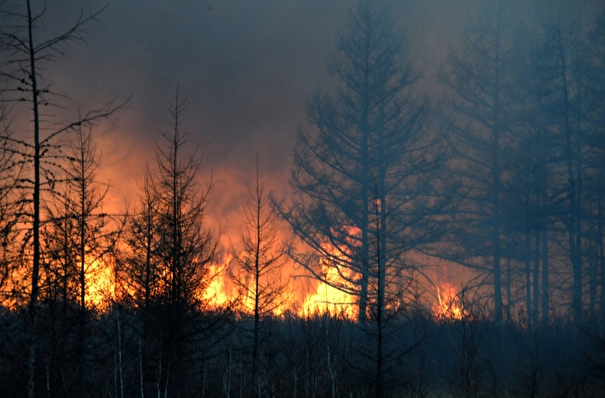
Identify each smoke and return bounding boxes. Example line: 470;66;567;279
7;0;604;235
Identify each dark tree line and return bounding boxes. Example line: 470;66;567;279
284;0;605;327
116;87;219;397
435;0;605;327
0;1;124;397
1;0;605;397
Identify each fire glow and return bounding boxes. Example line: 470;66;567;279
201;247;359;320
81;240;464;320
298;257;358;320
297;226;360;320
201;256;233;309
432;282;467;321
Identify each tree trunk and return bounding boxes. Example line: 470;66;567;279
525;210;532;328
556;27;583;323
533;230;540;328
599;188;605;324
541;228;550;325
27;1;41;396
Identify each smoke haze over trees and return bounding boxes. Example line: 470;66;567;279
1;0;605;396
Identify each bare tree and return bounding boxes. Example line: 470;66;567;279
37;123;117;396
0;1;126;395
586;10;605;325
132;86;216;396
529;7;593;324
121;168;161;312
117;166;162;397
439;0;524;324
0;104;21;301
282;0;437;325
229;153;288;391
153;87;215;309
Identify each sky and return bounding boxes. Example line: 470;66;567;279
13;0;604;247
38;0;470;223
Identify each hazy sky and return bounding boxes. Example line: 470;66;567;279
16;0;604;237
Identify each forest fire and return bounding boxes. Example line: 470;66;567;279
197;243;359;318
296;226;360;320
298;263;358;320
432;282;466;321
201;255;233;309
85;256;115;309
74;226;469;321
72;256;358;319
3;0;605;396
71;223;363;318
56;243;462;322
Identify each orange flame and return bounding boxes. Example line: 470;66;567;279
77;230;468;322
297;226;360;320
85;255;114;309
432;282;466;321
200;254;233;308
298;265;357;319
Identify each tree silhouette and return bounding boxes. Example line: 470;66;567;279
117;166;161;396
586;10;605;324
121;167;162;309
129;87;216;396
439;0;522;324
282;0;437;325
0;105;21;299
229;153;287;392
529;8;593;324
39;123;116;396
0;1;125;395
